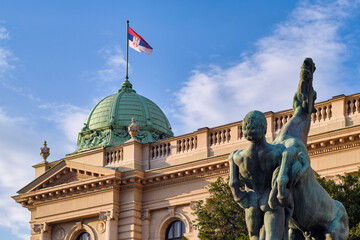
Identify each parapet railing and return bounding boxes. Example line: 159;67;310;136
150;142;172;159
102;93;360;167
345;94;360;116
104;146;123;166
311;101;332;123
209;127;231;146
273;111;293;132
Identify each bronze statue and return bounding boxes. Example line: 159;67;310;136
229;58;349;239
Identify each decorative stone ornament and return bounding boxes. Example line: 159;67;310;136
190;201;197;211
96;221;106;233
40;141;50;162
128;118;139;140
54;228;65;240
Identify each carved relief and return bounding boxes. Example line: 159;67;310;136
54;228;65;240
77;130;110;150
96;221;106;234
168;206;175;217
190;201;197;211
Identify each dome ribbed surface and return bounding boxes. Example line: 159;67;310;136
76;80;173;151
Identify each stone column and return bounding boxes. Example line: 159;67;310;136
99;210;118;240
141;209;151;240
33;223;51;240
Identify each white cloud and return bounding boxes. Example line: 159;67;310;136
0;27;9;40
0;108;39;240
96;46;127;83
174;0;360;132
38;103;89;152
0;27;14;79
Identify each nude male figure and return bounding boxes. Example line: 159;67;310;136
229;110;289;240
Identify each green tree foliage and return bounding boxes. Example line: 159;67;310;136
192;177;249;240
194;170;360;240
316;169;360;240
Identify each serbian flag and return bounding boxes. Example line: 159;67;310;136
128;27;153;55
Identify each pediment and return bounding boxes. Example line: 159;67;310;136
18;160;117;194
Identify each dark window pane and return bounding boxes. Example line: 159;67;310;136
76;232;91;240
174;221;180;237
167;225;173;238
166;220;185;240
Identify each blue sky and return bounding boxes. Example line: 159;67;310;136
1;0;360;239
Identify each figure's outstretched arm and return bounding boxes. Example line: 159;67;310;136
228;151;250;209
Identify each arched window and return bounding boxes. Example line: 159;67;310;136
76;232;91;240
165;220;185;240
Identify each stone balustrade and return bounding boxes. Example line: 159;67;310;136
105;147;123;166
150;142;171;159
273;111;293;132
209;127;231;146
346;94;360;116
312;102;332;123
100;93;360;170
176;136;197;153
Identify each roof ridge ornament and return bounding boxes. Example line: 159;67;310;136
128;118;139;140
40;141;50;162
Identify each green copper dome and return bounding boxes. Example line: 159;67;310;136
76;80;173;151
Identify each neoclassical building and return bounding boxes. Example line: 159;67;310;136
13;79;360;240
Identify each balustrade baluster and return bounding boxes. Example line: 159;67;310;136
322;107;326;121
312;112;316;123
151;147;154;159
277;118;282;130
274;118;278;131
327;105;332;120
317;108;322;122
115;151;119;162
347;101;351;115
238;125;243;139
163;144;167;156
111;152;114;163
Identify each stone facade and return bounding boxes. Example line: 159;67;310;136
13;93;360;240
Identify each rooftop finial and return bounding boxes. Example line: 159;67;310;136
40;141;50;162
119;79;135;93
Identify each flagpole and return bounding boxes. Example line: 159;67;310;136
126;20;129;80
